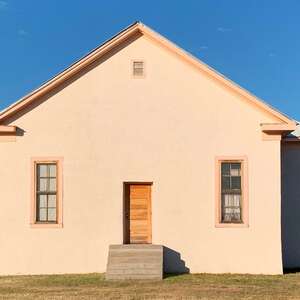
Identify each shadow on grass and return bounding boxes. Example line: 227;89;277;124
163;273;189;279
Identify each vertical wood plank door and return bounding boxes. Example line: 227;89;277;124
125;184;152;244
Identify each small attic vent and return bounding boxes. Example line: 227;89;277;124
132;61;144;77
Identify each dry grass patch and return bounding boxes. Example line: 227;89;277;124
0;273;300;299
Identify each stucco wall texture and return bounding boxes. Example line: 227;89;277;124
0;34;283;275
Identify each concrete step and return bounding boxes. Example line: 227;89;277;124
108;256;162;262
106;244;163;280
107;268;161;275
109;252;161;258
107;263;162;270
106;274;161;280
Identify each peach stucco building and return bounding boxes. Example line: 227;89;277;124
0;22;299;275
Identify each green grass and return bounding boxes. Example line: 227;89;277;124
0;272;300;299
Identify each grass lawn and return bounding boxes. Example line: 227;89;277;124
1;272;300;299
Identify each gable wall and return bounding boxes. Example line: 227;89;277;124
0;35;283;274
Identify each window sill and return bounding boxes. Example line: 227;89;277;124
30;223;63;229
215;223;249;228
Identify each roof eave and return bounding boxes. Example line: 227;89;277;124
261;123;297;133
0;125;17;134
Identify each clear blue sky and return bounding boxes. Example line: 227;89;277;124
1;0;300;119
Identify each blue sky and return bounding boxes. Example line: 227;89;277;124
0;0;300;119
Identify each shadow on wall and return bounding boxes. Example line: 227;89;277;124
281;143;300;271
163;246;190;274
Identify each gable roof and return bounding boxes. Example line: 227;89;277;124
0;21;296;132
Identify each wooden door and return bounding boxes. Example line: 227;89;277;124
124;184;152;244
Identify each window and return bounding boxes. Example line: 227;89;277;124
132;61;144;77
215;157;248;227
31;158;63;228
36;163;57;223
221;162;242;223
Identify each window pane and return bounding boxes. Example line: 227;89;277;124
38;164;47;177
38;208;47;221
221;163;230;176
233;194;241;206
231;163;241;171
232;208;241;221
48;195;56;208
222;197;242;222
231;176;241;190
47;208;56;222
225;194;233;206
230;168;240;176
38;178;48;192
49;164;56;177
221;176;230;191
49;178;56;192
38;195;47;208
